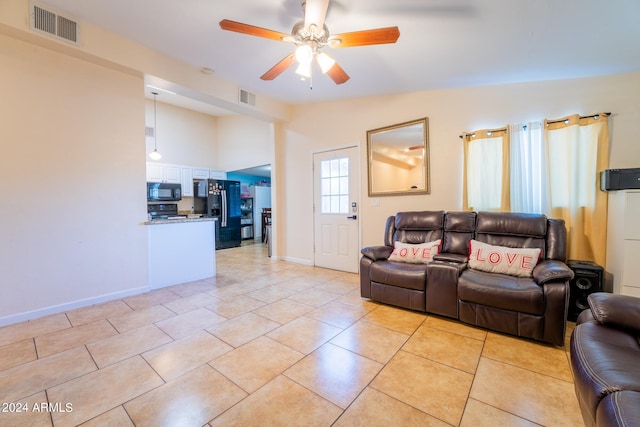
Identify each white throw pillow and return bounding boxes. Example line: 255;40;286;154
388;240;441;264
468;240;541;277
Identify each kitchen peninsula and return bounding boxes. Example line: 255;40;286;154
145;217;217;289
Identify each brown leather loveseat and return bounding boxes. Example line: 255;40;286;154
360;210;574;346
570;292;640;426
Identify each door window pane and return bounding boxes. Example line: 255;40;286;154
320;157;349;214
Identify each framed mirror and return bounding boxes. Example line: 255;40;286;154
367;117;430;196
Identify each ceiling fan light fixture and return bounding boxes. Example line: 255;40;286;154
316;51;335;73
295;44;313;65
295;61;312;78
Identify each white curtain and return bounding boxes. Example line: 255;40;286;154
510;122;547;214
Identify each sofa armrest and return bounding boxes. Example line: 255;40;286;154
361;245;393;261
433;253;468;264
532;260;574;285
588;292;640;334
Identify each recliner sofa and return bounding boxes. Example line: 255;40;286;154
360;210;574;346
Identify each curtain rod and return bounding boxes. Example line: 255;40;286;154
545;112;611;125
458;127;508;139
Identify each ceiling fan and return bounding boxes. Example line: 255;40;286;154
219;0;400;85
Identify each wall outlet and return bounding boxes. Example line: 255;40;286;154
371;198;380;207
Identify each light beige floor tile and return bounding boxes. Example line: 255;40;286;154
210;336;304;393
86;324;172;368
338;290;380;310
402;324;484;373
276;276;321;291
206;281;260;300
330;320;409;364
143;330;232;381
361;305;426;334
371;350;473;425
206;294;266;318
155;307;227;340
122;289;181;310
209;375;341;427
107;304;175;333
79;405;134;427
0;346;96;403
125;365;246;427
482;332;574;382
0;391;53;427
252;299;315;324
287;288;340;307
66;300;133;326
48;356;164;426
162;292;219;314
166;279;216;297
35;319;118;358
207;312;280;348
470;357;583;426
313;278;359;295
306;301;371;329
246;285;298;303
334;387;448;427
424;315;488;341
0;313;70;347
285;343;383;409
460;398;539;427
0;339;37;371
267;316;343;354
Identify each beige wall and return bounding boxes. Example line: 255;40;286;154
217;116;274;172
278;73;640;266
0;33;148;324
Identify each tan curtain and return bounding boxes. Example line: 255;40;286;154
544;113;610;265
462;127;510;211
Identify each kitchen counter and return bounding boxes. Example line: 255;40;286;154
146;218;216;289
144;217;215;225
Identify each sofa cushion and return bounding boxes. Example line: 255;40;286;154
469;240;541;277
588;293;640;335
392;211;444;245
458;269;544;315
370;260;427;291
596;391;640;427
388;240;441;264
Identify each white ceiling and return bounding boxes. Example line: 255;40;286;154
41;0;640;114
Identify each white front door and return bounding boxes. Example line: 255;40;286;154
313;146;360;273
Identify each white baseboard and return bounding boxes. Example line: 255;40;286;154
0;285;150;328
281;256;313;266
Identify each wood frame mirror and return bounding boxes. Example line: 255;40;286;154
366;117;430;196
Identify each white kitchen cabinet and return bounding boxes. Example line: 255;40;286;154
146;162;181;184
193;168;210;180
209;169;227;180
606;190;640;296
181;167;194;197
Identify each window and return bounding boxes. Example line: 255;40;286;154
320;157;349;214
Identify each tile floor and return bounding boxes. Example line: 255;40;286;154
0;243;584;426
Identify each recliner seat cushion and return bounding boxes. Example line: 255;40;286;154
458;269;544;315
370;260;427;291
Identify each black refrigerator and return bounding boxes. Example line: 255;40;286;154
194;179;241;249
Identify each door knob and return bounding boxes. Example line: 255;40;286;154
347;215;357;220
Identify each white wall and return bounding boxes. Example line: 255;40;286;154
217;115;274;171
145;100;219;167
0;34;148;325
277;73;640;268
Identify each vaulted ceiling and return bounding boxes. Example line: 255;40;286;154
41;0;640;110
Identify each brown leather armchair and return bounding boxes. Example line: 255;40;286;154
360;211;574;346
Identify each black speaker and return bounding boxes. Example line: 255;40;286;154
567;260;604;321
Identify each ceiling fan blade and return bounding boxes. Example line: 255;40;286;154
219;19;290;42
260;53;296;80
330;26;400;48
326;62;350;85
304;0;330;31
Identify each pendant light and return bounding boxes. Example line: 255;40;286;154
148;92;162;160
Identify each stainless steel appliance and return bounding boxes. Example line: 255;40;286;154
240;197;254;240
147;203;186;220
147;182;182;202
194;179;241;249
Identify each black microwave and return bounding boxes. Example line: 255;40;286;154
147;182;182;201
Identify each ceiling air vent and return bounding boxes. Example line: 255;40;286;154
239;89;256;107
30;2;80;45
